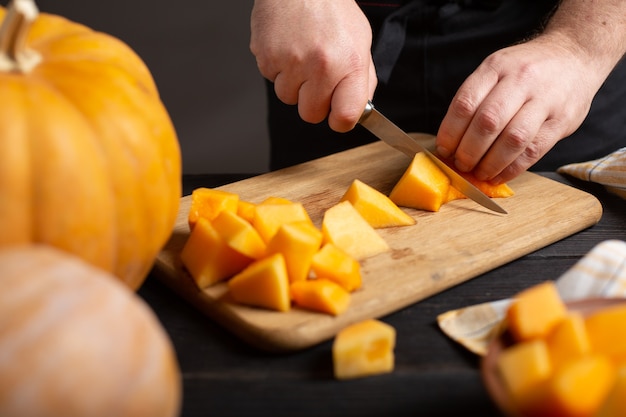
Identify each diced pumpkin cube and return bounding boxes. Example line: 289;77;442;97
340;179;415;228
506;281;567;342
496;339;552;407
311;243;362;292
520;355;616;417
596;365;626;417
389;152;451;212
228;253;291;312
265;221;323;283
211;210;266;260
252;202;312;243
290;278;351;316
585;303;626;363
180;218;253;288
188;187;239;229
332;319;396;380
322;201;390;260
437;155;515;199
260;196;293;205
236;200;257;223
546;311;591;370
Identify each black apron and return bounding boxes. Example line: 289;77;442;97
265;0;626;171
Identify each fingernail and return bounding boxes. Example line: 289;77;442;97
436;146;451;158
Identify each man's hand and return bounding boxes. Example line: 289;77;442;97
436;35;605;184
250;0;377;132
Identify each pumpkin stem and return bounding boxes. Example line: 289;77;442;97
0;0;41;73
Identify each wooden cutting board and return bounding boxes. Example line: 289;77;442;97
153;141;602;352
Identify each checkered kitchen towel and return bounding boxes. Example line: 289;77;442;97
437;240;626;356
557;147;626;199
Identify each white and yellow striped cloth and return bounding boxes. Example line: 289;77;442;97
557;147;626;199
437;240;626;356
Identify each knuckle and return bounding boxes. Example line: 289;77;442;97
474;107;502;136
449;94;477;119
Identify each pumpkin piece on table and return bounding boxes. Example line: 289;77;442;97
311;243;362;292
321;200;390;260
211;209;267;260
252;201;312;243
0;245;181;417
340;179;415;228
0;0;181;291
290;278;351;316
187;188;239;230
264;221;323;283
228;253;292;312
332;319;396;380
389;151;451;212
180;217;254;288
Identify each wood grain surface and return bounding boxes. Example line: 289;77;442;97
153;142;603;352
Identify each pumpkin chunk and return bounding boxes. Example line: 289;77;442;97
496;339;552;407
228;253;291;312
546;311;591;370
585;303;626;364
188;188;239;229
321;201;389;260
340;179;415;228
389;152;450;212
252;202;312;243
236;200;257;223
332;319;396;380
520;355;616;417
311;243;362;292
211;210;266;260
596;365;626;417
265;221;323;283
290;278;351;316
180;218;253;288
506;281;567;342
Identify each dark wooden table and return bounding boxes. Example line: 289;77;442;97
138;172;625;417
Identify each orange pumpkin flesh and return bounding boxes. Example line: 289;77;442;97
0;1;181;290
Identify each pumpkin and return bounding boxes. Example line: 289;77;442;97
0;245;182;417
0;0;181;290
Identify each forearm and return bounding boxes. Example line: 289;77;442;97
542;0;626;80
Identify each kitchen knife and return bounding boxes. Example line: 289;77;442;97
358;101;508;214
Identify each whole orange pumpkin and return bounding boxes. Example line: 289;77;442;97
0;0;181;290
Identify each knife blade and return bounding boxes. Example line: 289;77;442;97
358;101;507;214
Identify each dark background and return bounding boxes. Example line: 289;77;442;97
28;0;270;175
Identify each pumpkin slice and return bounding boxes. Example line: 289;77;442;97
265;221;323;283
290;278;351;316
389;152;451;212
311;243;362;292
188;188;239;229
340;179;415;228
252;202;312;243
236;200;257;223
321;201;389;260
180;217;253;288
228;253;291;312
332;319;396;380
211;210;267;260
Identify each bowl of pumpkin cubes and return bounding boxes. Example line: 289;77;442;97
481;281;626;417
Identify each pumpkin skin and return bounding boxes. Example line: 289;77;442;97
0;2;181;290
0;245;182;417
